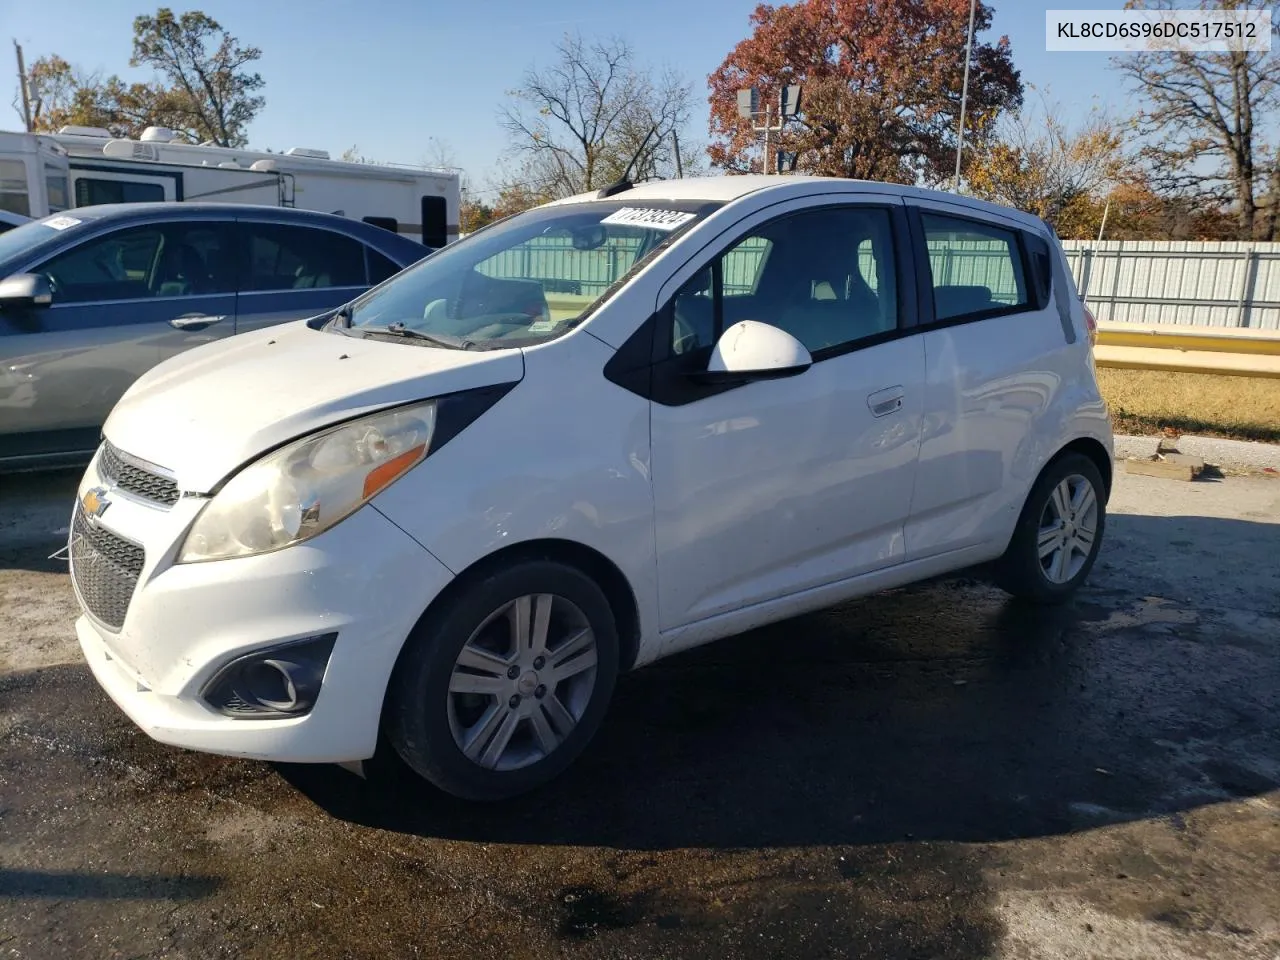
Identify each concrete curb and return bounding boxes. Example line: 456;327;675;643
1113;434;1280;474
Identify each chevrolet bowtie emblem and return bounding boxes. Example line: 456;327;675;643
82;486;111;521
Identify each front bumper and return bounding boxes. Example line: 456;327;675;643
72;450;454;764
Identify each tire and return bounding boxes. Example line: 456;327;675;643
992;452;1106;605
386;558;620;801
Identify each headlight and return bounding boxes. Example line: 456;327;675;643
179;401;436;563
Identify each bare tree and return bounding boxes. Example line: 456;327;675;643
965;95;1129;234
1116;0;1280;239
501;33;694;197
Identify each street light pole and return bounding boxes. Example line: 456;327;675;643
952;0;977;191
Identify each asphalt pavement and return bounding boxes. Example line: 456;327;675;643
1;466;1277;959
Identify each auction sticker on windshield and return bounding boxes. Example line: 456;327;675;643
43;215;82;230
600;207;697;230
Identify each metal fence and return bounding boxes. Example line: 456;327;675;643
1061;240;1280;330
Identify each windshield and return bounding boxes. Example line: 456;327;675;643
342;199;716;348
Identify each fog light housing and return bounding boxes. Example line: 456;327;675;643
201;633;337;719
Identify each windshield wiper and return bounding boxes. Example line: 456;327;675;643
367;321;476;350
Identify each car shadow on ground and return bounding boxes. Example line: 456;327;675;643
280;512;1280;852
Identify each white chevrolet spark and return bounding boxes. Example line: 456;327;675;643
70;176;1112;800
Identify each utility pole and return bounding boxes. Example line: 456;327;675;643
762;105;772;175
672;130;683;178
14;40;33;132
952;0;977;191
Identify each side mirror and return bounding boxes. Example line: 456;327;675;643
0;273;53;310
693;320;812;384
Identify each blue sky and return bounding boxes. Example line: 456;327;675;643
3;0;1129;195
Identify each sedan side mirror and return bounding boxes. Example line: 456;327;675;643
0;273;53;310
692;320;812;384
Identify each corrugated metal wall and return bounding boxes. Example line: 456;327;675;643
1060;240;1280;330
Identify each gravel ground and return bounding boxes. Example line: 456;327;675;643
1;467;1278;959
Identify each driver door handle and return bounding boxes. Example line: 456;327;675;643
169;313;226;330
867;386;905;418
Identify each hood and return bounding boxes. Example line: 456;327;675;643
103;320;524;492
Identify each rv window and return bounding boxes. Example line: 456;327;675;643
421;196;447;248
362;216;398;234
45;167;69;213
241;223;366;291
74;178;166;207
0;159;31;217
366;247;402;284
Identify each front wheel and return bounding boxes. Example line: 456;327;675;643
993;452;1106;604
386;559;620;801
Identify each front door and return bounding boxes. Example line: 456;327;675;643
0;219;236;462
649;200;926;630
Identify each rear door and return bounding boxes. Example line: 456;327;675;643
904;199;1072;560
232;220;373;333
0;218;235;461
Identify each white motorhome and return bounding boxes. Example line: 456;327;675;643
0;125;459;247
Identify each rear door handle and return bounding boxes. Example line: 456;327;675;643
169;313;226;330
867;386;905;418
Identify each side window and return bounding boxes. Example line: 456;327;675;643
668;206;899;356
1023;231;1053;308
74;178;165;207
366;247;402;284
921;213;1028;321
45;166;69;213
35;222;234;304
242;224;365;292
36;226;164;303
0;158;31;216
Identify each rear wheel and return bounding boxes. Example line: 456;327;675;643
386;559;619;801
993;452;1106;604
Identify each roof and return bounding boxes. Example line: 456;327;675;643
51;201;364;226
551;174;1048;232
0;202;431;272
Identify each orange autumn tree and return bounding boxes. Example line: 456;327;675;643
708;0;1023;183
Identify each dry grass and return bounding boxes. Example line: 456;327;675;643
1097;367;1280;443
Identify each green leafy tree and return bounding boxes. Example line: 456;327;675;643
129;8;265;146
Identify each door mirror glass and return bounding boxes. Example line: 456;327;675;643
701;320;812;382
0;272;53;309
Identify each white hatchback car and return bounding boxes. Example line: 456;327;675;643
70;175;1112;800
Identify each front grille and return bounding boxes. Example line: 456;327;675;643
98;442;180;507
70;504;145;630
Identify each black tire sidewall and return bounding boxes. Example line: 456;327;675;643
387;559;620;801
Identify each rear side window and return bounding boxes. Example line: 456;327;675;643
367;247;402;284
241;223;365;291
921;213;1028;322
